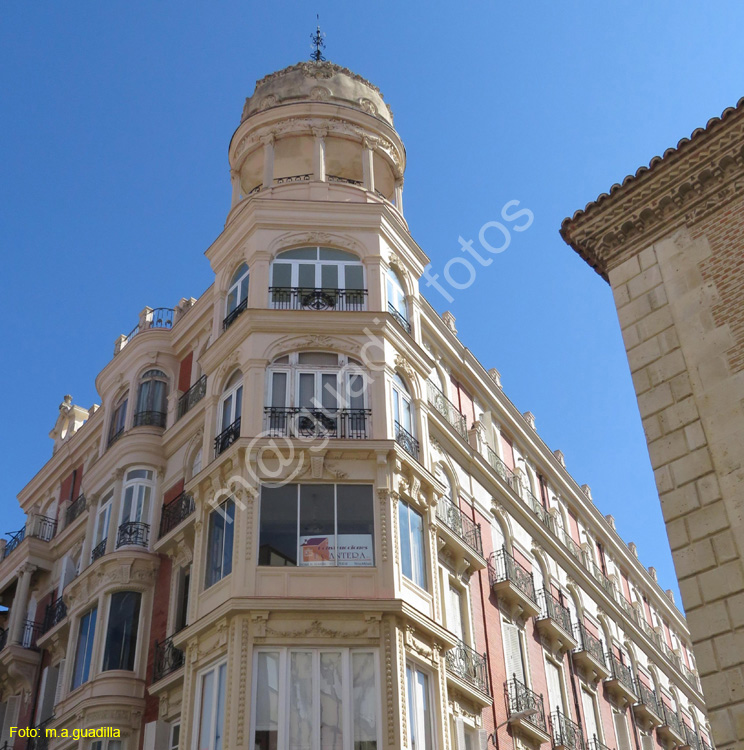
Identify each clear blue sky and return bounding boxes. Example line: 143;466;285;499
3;2;743;606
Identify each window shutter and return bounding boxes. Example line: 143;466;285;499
613;712;632;750
446;586;464;643
178;352;194;393
545;661;565;716
34;667;48;724
478;729;489;750
54;659;66;707
455;718;466;750
1;695;20;744
581;690;599;744
502;621;525;685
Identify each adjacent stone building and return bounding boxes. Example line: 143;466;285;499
0;61;713;750
561;97;744;750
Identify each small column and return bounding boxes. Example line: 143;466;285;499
362;138;375;192
261;134;275;189
312;128;327;182
107;469;125;554
394;179;404;212
10;564;36;644
230;169;242;208
80;492;98;567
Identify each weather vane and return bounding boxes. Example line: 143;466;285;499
310;15;326;62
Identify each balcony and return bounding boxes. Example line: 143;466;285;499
520;485;555;534
680;723;707;750
632;680;663;728
585;558;616;599
572;624;609;680
20;619;41;650
395;421;419;460
445;638;490;700
269;287;367;311
264;407;371;440
436;497;484;559
41;596;67;635
177;374;207;420
116;521;150;549
223;297;247;330
587;737;611;750
26;719;53;750
488;548;539;618
388;302;411;333
153;635;185;682
159;492;195;539
550;710;584;750
2;515;57;560
133;410;167;428
91;539;107;562
657;705;686;747
485;444;517;486
427;381;467;439
681;662;700;691
604;652;637;705
505;678;550;744
214;417;241;456
117;307;174;352
65;494;86;527
535;589;577;652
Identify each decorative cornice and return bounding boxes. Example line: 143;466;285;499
560;96;744;279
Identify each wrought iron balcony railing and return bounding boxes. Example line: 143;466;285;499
264;407;371;440
388;302;411;333
65;494;86;526
133;410;167;428
327;174;363;186
395;421;419;459
586;558;616;597
436;498;483;556
223;297;248;330
177;374;207;419
2;515;57;559
661;704;684;737
269;287;368;312
91;539;107;562
107;426;125;447
275;173;312;184
520;485;554;532
682;724;701;750
573;623;606;668
21;619;42;650
537;588;573;635
445;638;489;695
116;521;150;549
159;491;195;539
587;736;611;750
214;417;241;456
505;677;548;734
606;651;635;693
489;548;536;602
550;710;584;750
636;679;661;716
42;596;67;634
153;635;185;682
485;444;517;485
123;307;174;345
26;718;53;750
427;381;467;439
681;661;699;690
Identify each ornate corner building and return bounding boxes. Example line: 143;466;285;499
1;62;713;750
561;98;744;750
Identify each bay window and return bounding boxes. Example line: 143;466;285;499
252;648;379;750
134;369;168;428
195;661;227;750
386;267;409;331
71;607;97;690
117;469;153;548
398;501;426;588
392;374;417;458
406;663;433;750
205;499;235;587
102;591;141;672
108;393;128;445
216;372;242;455
224;263;250;329
258;484;374;567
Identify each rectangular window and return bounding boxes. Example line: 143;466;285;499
72;607;98;689
174;566;191;632
205;499;235;587
398;501;426;588
102;591;141;672
195;662;227;750
581;689;601;745
169;722;180;750
406;663;432;750
259;484;374;568
252;648;379;750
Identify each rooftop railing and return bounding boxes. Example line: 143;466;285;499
177;374;207;420
427;381;467;439
445;638;489;695
436;497;483;556
122;307;174;347
488;548;536;602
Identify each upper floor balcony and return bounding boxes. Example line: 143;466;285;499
488;548;539;618
159;491;195;539
633;679;663;728
572;622;610;680
435;497;485;567
505;678;550;745
445;638;490;704
658;703;686;747
427;381;467;440
64;494;87;528
394;420;419;460
269;286;367;312
153;635;185;684
2;515;56;561
604;650;637;706
535;588;577;652
264;407;371;441
587;737;612;750
176;374;207;420
550;710;585;750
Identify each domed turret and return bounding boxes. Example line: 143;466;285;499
227;61;406;220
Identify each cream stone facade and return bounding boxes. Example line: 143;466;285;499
561;98;744;750
0;61;713;750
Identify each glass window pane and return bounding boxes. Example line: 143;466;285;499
234;386;243;421
348;374;365;410
271;372;287;407
222;501;235;579
410;507;426;588
321;374;338;410
290;652;314;750
321;264;339;289
199;669;215;749
320;652;344;750
122;486;133;524
298;263;315;288
406;666;416;749
278;247;318;260
352;652;377;749
259;485;298;566
299;374;316;408
336;486;374;567
272;262;292;288
344;265;364;291
226;287;238;313
398;503;412;581
254;652;280;750
215;663;227;750
319;248;357;261
102;591;141;672
221;394;233;430
416;670;431;750
72;607;97;689
299;485;335;566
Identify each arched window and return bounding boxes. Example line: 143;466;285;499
386;267;409;331
108;392;128;446
117;468;154;549
134;369;168;428
392;373;418;458
266;352;370;439
270;247;366;311
216;372;242;455
223;263;250;330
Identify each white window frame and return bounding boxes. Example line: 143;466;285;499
219;373;243;433
250;647;381;750
169;721;180;750
205;499;235;588
398;500;427;590
226;263;250;315
109;393;129;441
386;267;408;321
391;374;414;438
192;660;228;750
270;247;365;293
119;468;155;528
405;661;436;750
